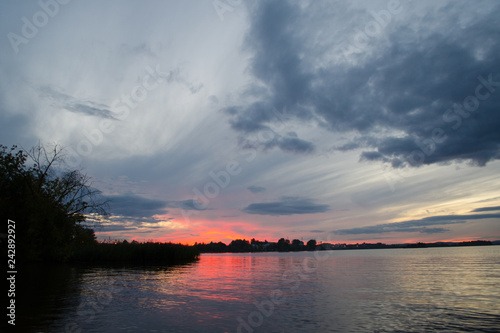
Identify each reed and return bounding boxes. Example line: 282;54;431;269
72;241;200;265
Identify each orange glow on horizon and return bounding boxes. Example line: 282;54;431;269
155;229;250;245
96;227;495;246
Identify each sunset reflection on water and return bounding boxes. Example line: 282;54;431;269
17;246;500;333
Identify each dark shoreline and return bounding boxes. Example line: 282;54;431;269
71;241;200;265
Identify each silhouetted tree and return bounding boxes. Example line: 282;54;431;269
306;239;317;251
277;238;291;252
291;239;305;251
1;144;107;262
228;239;252;252
194;241;228;253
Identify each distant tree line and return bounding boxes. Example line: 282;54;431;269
194;239;494;253
405;240;492;248
195;238;318;253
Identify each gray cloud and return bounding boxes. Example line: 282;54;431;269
166;199;208;211
247;185;266;193
39;86;117;119
243;196;329;216
239;130;315;154
334;213;500;235
100;225;137;232
277;135;315;154
419;228;448;234
64;103;117;119
471;206;500;212
226;0;500;167
104;194;168;218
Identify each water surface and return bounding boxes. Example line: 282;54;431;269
17;246;500;332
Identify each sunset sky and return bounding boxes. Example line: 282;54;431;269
1;0;499;245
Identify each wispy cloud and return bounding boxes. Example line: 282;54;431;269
64;103;116;119
334;213;500;235
39;86;117;119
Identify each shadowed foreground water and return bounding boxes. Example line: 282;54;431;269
16;246;500;332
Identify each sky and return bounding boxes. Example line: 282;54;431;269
1;0;499;245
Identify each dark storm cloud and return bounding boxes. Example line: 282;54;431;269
104;194;168;218
277;135;315;153
247;185;266;193
227;0;500;167
243;197;330;215
334;213;500;235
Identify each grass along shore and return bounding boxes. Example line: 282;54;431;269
72;241;200;265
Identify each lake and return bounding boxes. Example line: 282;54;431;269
15;246;500;332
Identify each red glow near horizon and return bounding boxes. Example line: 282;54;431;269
96;226;491;246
